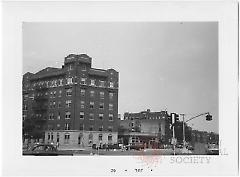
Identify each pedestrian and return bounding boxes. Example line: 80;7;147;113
105;144;108;151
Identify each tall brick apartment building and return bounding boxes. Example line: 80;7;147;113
22;54;119;147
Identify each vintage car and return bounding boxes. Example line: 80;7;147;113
23;143;73;156
206;143;219;155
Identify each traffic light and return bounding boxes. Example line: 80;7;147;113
175;113;179;122
170;113;179;125
206;114;212;121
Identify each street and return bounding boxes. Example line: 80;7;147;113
69;148;205;156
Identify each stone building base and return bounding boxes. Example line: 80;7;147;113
44;130;118;148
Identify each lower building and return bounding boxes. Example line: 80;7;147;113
118;109;171;148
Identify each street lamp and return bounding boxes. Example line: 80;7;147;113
180;112;213;148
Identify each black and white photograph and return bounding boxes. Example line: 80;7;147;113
22;22;219;156
1;1;238;176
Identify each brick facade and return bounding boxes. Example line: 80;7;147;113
119;109;171;146
22;54;119;146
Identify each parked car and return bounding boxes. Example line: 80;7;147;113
206;148;219;155
186;145;194;151
127;143;144;150
108;144;121;150
206;143;219;155
23;144;73;156
176;143;184;148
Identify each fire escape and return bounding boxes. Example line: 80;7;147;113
31;84;49;140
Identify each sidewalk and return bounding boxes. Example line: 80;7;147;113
57;145;91;151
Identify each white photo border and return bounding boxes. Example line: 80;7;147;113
1;1;238;176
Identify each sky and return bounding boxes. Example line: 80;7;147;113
23;22;218;133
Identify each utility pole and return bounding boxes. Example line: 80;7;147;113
180;114;186;147
171;113;176;155
172;124;176;155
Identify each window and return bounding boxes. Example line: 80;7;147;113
53;91;56;98
66;89;72;96
98;134;103;141
59;90;62;97
89;113;94;120
58;101;61;108
66;100;72;108
30;93;35;100
109;114;113;121
108;126;113;132
82;65;86;71
99;80;105;87
90;102;94;109
99;103;104;109
57;112;61;120
109;82;114;88
52;101;56;108
80;101;85;109
99;126;103;131
80;112;84;119
64;133;70;143
48;133;50;140
50;81;54;88
109;92;114;100
100;91;104;99
68;64;73;71
90;79;95;86
89;126;93;131
46;81;49;88
51;133;53;140
49;113;54;120
23;94;28;101
80;78;86;85
80;89;85;96
90;90;95;97
88;133;93;144
109;104;113;111
59;79;63;86
65;111;71;119
67;77;73;85
23;104;28;111
23;114;27;121
65;123;70;130
53;80;57;87
108;134;112;141
79;124;84;130
57;133;60;142
99;113;104;120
